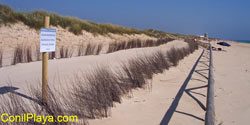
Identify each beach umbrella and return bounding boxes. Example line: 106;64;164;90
217;42;231;47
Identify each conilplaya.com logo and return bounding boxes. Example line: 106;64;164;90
1;113;78;124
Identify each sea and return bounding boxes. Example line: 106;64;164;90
234;40;250;44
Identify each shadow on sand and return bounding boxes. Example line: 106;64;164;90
0;86;39;104
160;50;210;125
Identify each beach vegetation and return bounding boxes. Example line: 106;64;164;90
59;46;73;58
12;45;33;65
0;41;198;123
1;4;201;39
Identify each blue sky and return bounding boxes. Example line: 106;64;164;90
1;0;249;40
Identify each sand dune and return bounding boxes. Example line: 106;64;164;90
0;40;187;96
0;22;157;66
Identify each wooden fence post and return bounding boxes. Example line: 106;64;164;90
42;16;50;103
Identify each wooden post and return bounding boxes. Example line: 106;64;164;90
42;16;50;102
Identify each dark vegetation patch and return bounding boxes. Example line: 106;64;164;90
84;43;96;56
35;44;41;61
59;46;73;58
49;52;56;60
12;45;33;65
95;43;103;55
77;43;85;56
107;38;174;53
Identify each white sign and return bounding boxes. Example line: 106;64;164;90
40;28;56;52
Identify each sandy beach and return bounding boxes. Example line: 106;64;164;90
1;1;250;124
88;48;205;125
1;39;250;125
88;41;250;125
212;41;250;125
1;35;250;125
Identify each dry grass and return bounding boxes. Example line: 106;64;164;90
85;43;96;55
121;62;147;88
107;38;174;54
78;43;103;56
71;67;121;118
118;50;170;90
49;52;56;60
77;43;85;56
12;45;23;65
60;46;73;58
143;39;154;47
12;45;33;65
0;86;89;124
184;39;199;53
121;50;170;82
166;39;199;67
95;43;103;55
154;38;174;46
167;48;180;66
118;41;127;50
107;42;118;53
0;48;3;68
0;41;198;124
69;57;168;119
127;39;140;49
1;38;176;67
152;51;170;71
26;47;32;62
0;93;33;124
107;40;143;53
35;44;41;61
29;86;69;124
130;57;154;79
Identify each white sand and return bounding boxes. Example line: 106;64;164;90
212;41;250;125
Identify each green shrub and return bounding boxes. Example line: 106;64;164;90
0;3;199;38
0;4;17;24
0;4;153;36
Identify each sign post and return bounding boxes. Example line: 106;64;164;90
42;16;49;103
40;16;56;103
